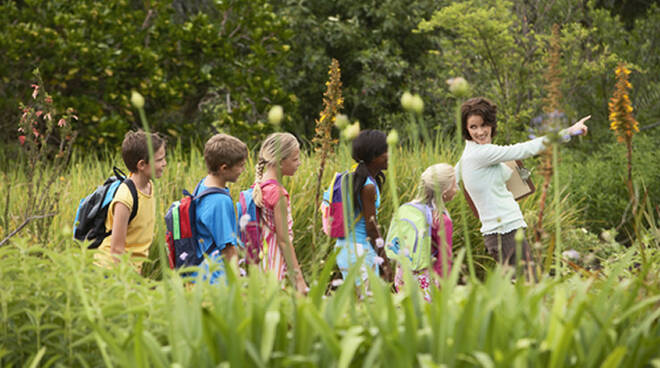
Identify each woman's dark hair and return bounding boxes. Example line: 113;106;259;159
460;97;497;141
351;129;387;211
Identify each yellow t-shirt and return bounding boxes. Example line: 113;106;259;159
94;180;156;271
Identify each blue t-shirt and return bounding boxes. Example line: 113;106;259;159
336;176;381;247
194;181;238;258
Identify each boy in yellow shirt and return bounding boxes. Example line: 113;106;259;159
94;130;167;271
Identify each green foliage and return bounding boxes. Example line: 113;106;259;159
0;0;292;149
559;131;660;237
419;0;543;142
272;0;444;137
1;241;659;366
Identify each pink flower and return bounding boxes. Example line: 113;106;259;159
45;112;52;121
57;118;66;127
35;110;43;117
17;127;24;133
373;256;385;266
31;84;39;99
18;135;26;145
32;127;39;137
72;115;78;120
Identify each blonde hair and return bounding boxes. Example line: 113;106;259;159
204;133;248;174
252;132;300;207
414;163;455;212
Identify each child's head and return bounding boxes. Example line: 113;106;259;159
255;132;301;180
416;163;457;209
204;133;248;182
351;129;388;210
351;130;388;170
121;130;167;179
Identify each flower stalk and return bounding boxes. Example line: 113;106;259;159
311;59;343;251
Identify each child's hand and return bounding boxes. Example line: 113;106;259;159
295;276;309;295
380;258;393;283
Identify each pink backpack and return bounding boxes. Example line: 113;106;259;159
320;171;361;238
236;179;278;264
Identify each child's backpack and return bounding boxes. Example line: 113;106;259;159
236;179;278;264
73;167;138;249
320;171;362;238
164;180;230;269
385;202;433;271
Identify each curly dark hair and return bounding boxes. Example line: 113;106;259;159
460;97;498;141
350;129;387;211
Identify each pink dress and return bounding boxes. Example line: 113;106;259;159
259;181;294;281
394;210;453;301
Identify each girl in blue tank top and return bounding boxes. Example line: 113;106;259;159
335;130;392;285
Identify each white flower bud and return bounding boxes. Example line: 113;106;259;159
411;94;424;114
335;114;349;130
386;130;399;146
446;77;470;97
268;105;283;126
401;91;414;111
130;91;145;109
342;121;360;141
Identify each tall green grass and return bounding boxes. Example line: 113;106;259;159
1;239;658;367
2;140;658;367
0;138;583;279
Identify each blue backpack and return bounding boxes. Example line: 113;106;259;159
164;179;230;269
73;167;138;249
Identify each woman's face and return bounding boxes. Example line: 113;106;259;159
467;114;492;145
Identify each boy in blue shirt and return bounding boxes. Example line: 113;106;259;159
195;133;248;284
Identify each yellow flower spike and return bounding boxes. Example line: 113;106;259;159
609;62;638;146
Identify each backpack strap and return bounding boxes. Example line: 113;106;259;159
122;178;139;223
258;179;280;188
190;178;231;199
111;167;139;223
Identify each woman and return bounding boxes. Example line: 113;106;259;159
456;97;589;276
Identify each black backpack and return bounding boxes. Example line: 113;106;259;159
73;167;139;249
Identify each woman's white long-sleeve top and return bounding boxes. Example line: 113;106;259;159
456;137;548;235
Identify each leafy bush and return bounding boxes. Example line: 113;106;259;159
559;131;660;237
0;0;292;150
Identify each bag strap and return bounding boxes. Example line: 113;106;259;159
112;166;138;223
189;178;231;199
123;178;139;223
258;179;279;188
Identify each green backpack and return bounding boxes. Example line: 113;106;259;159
385;202;434;271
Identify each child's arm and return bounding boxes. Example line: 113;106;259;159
361;184;392;281
109;202;130;263
221;244;238;263
273;195;308;294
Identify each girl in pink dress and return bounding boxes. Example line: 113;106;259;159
252;133;308;294
393;163;457;301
